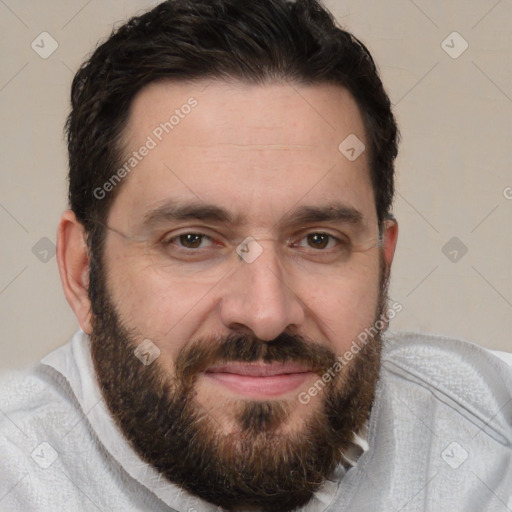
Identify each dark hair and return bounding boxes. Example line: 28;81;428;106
66;0;399;253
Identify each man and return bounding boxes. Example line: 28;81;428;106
0;0;511;510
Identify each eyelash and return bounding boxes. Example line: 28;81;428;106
161;231;348;254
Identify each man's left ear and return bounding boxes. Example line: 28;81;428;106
381;217;399;268
56;210;93;334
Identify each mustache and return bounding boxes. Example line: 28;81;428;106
174;331;339;385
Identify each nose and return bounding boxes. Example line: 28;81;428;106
219;241;306;341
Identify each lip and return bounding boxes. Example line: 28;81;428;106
204;362;316;398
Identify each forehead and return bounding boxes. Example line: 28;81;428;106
108;79;375;231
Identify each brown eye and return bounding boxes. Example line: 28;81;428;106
297;233;340;250
306;233;330;249
162;232;214;250
178;233;206;248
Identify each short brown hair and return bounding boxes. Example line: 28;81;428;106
66;0;399;254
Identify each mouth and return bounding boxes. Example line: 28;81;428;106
203;362;317;398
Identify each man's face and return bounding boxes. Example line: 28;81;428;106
87;80;396;511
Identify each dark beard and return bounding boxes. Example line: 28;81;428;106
87;246;388;512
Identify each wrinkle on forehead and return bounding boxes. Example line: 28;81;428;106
165;143;313;150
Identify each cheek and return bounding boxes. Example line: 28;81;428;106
119;274;210;328
104;241;216;358
298;257;381;352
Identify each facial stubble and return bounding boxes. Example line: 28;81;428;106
87;246;388;512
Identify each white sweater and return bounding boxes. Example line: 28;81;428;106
0;329;511;511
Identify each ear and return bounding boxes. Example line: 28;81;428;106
381;217;399;270
57;210;93;334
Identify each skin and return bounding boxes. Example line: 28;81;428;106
57;79;398;448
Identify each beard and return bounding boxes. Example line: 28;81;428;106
87;245;389;512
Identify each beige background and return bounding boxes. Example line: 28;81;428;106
0;0;511;370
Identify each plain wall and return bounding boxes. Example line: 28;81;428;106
0;0;511;369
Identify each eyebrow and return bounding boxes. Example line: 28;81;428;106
141;199;364;230
142;200;237;227
278;203;364;228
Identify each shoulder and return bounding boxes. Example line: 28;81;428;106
382;330;512;391
0;358;166;511
0;364;85;505
0;362;80;439
380;331;512;435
